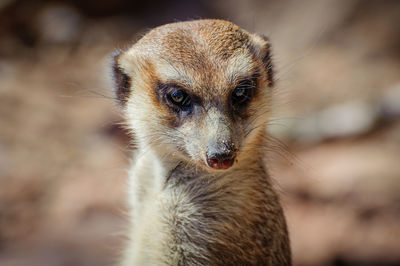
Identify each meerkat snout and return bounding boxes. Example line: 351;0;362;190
203;108;238;169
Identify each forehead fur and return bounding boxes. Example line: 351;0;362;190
118;19;268;101
138;20;251;61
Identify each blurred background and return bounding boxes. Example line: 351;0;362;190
0;0;399;265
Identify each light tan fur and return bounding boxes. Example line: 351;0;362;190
112;19;291;265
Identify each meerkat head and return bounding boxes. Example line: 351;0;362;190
112;19;274;171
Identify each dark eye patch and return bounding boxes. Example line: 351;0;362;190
167;88;192;110
157;83;194;113
231;75;257;108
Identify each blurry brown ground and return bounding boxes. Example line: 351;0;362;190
1;0;400;265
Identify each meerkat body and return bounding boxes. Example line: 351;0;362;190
112;19;291;265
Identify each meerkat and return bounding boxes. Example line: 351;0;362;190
112;19;291;265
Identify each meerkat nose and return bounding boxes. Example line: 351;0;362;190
206;152;236;170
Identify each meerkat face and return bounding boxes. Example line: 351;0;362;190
112;20;274;171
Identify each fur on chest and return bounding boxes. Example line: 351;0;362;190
134;163;290;265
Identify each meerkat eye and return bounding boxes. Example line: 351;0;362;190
167;89;192;110
231;80;254;106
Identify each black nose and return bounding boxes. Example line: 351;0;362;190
206;150;236;170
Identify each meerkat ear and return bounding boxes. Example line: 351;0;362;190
251;34;274;87
112;50;132;105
